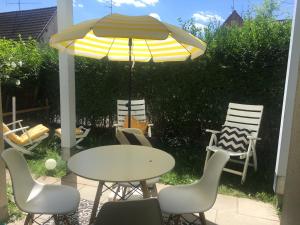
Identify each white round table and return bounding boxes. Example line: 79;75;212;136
68;145;175;223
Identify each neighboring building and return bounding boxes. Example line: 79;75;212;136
223;10;243;27
0;6;57;43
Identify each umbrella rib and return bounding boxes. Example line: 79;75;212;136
145;40;153;59
106;38;116;58
175;39;192;56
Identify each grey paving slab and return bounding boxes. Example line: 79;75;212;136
8;175;280;225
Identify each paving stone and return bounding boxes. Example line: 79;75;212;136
212;194;238;212
36;176;60;184
238;197;279;221
216;210;280;225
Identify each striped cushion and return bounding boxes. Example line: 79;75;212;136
217;126;251;153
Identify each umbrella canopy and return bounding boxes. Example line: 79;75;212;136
50;14;206;62
50;13;206;127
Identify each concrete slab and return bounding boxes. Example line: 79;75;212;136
7;175;280;225
238;197;279;221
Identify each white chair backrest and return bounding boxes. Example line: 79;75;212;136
117;99;146;126
198;150;230;209
1;149;35;209
95;198;163;225
224;103;264;137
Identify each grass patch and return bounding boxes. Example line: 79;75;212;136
7;185;24;223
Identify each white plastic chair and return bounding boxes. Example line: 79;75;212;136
1;149;80;225
114;99;154;137
94;198;163;225
55;126;90;145
158;150;230;225
2;120;49;155
205;103;264;183
113;128;159;200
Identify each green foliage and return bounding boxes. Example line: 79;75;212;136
7;185;24;223
0;38;42;86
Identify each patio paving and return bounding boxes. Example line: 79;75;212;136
7;172;280;225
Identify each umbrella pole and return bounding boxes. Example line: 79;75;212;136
128;38;133;128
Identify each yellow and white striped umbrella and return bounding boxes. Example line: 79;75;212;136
50;14;207;62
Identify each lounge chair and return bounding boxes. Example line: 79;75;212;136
205;103;264;183
55;126;90;145
114;99;154;137
112;128;159;200
2;120;49;155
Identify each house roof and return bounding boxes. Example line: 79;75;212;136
0;6;57;40
223;10;244;27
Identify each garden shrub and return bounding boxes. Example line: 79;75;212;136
0;15;292;183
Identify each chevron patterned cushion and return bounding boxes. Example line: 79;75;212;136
217;126;251;153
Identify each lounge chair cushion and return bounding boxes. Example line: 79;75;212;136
123;116;148;134
3;123;49;145
217;126;251;153
2;123;23;145
19;124;49;145
55;128;84;137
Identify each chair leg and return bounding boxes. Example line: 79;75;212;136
241;154;251;184
204;150;211;171
121;186;128;199
174;215;181;225
252;149;258;171
53;215;60;225
63;215;71;225
24;214;33;225
199;212;206;225
113;184;121;201
151;184;158;197
166;215;173;225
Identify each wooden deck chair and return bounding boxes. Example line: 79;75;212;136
112;128;159;200
204;103;263;183
113;99;153;137
55;126;90;145
2;120;49;155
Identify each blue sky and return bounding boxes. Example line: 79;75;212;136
0;0;295;27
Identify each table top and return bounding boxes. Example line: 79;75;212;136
68;145;175;182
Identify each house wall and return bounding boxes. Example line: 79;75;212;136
39;13;57;43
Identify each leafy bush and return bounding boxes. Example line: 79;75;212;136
0;10;292;186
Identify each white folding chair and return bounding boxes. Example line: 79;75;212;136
2;120;49;155
205;103;264;183
158;150;230;225
114;99;154;137
1;149;80;225
55;126;90;145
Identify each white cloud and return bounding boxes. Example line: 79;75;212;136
193;11;224;23
194;23;207;30
97;0;158;8
149;13;161;21
73;0;84;8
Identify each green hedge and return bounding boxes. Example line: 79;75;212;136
0;17;291;179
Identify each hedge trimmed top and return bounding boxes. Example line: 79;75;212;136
50;14;207;62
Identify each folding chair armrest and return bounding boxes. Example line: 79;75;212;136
247;136;261;141
205;129;220;134
148;123;154;127
3;126;29;136
113;123;123;127
6;120;23;127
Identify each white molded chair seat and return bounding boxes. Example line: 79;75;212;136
1;149;80;224
158;151;229;225
21;183;80;215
